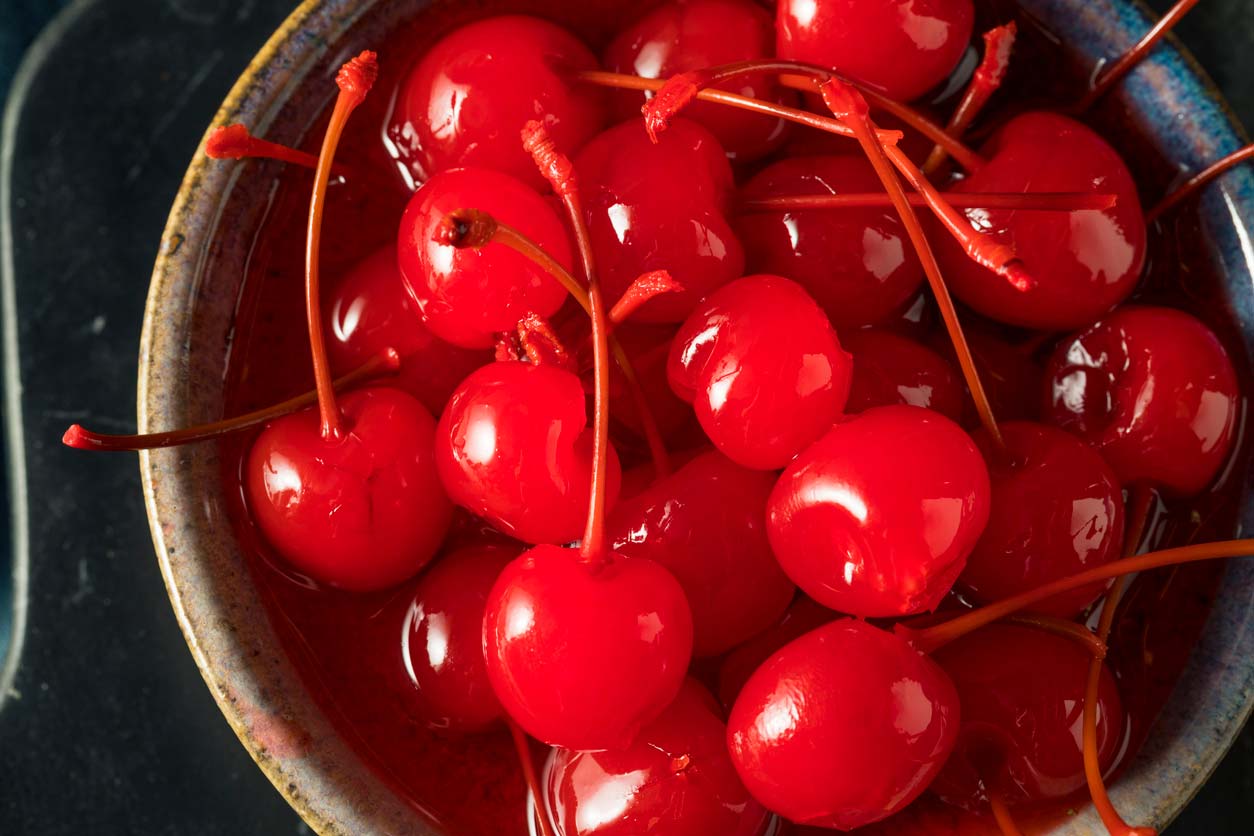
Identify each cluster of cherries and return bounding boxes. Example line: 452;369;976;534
66;0;1254;834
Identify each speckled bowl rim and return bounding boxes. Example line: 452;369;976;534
138;1;1254;834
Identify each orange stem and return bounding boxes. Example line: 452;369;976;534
62;349;400;451
1147;143;1254;223
306;52;378;440
205;123;353;178
924;23;1017;175
738;191;1116;213
1077;0;1201;112
1003;612;1106;660
989;794;1026;836
507;719;557;836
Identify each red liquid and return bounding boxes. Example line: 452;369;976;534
216;2;1251;834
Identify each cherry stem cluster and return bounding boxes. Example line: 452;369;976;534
738;191;1116;213
1077;0;1202;112
305;51;378;441
923;23;1017;175
1147;143;1254;223
62;349;400;451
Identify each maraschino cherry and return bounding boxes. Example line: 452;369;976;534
245;52;452;592
842;328;965;421
767;404;991;617
936;111;1147;330
390;16;605;189
668;274;852;470
960;421;1125;617
575;117;744;322
603;0;790;162
775;0;975;101
543;679;772;836
606;449;795;656
326;245;488;415
930;623;1125;811
396;166;574;349
728;619;960;829
1042;306;1240;496
398;543;519;732
735;155;925;328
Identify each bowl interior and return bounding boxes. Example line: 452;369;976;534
139;0;1254;833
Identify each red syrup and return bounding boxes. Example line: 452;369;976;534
211;1;1253;834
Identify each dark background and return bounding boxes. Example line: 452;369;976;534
0;0;1249;833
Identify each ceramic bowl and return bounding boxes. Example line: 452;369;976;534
139;0;1254;833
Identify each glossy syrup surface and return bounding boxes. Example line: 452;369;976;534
218;1;1252;833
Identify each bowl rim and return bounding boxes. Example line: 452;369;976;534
138;1;1254;834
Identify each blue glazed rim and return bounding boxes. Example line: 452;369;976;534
137;1;1254;834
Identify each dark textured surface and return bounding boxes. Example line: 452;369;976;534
0;0;1249;833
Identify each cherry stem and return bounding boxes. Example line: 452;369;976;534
516;312;575;372
738;191;1116;213
305;51;378;441
609;270;684;323
1146;143;1254;223
1077;0;1201;112
923;23;1017;175
1003;612;1106;660
62;349;400;451
205;124;352;178
902;538;1254;654
819;77;1005;451
989;794;1026;836
507;719;557;836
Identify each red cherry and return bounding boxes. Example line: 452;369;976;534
776;0;975;101
397;167;573;349
603;0;790;162
936;111;1147;330
727;619;959;829
736;155;924;328
399;544;520;732
767;405;990;617
542;679;772;836
246;387;453;591
326;246;489;415
930;624;1124;810
607;450;795;656
390;16;605;189
842;328;964;420
483;544;694;749
575;118;744;323
960;421;1124;617
1042;306;1240;496
668;274;852;470
715;595;835;710
436;360;622;546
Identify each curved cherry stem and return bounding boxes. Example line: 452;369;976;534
1003;613;1107;660
988;793;1026;836
1076;0;1201;112
1147;143;1254;223
738;191;1116;213
305;51;378;440
903;538;1254;654
819;77;1005;451
507;719;557;836
206;124;353;178
923;23;1017;175
62;349;400;451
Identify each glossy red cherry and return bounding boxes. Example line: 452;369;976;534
936;111;1147;330
436;360;622;546
930;624;1124;810
727;619;960;829
960;421;1124;617
390;16;605;189
716;595;835;709
399;543;519;732
542;679;772;836
1042;306;1240;496
735;155;924;328
483;544;694;750
575;118;744;323
767;405;990;617
397;167;573;349
668;274;852;470
326;246;489;415
843;328;964;420
246;387;453;591
776;0;975;101
603;0;790;162
607;449;795;656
